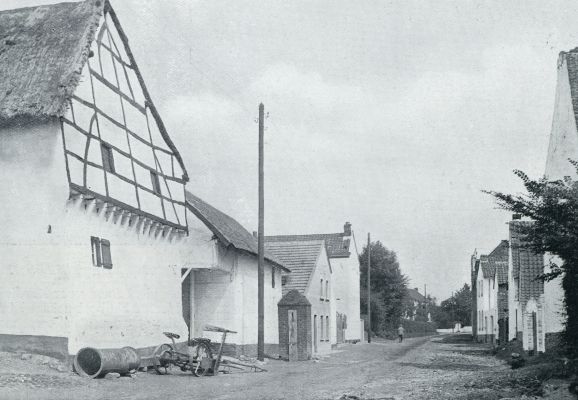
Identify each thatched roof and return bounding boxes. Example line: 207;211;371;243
0;0;189;181
0;0;102;123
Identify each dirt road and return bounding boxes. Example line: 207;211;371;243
0;334;557;400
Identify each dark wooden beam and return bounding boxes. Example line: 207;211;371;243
70;183;187;232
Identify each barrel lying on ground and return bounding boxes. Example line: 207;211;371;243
74;346;140;378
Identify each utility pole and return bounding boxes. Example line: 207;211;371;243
257;103;265;361
367;233;371;343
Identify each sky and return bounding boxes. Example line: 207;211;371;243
4;0;578;300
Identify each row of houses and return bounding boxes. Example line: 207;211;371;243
0;0;361;360
471;47;578;353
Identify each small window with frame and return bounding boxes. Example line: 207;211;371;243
150;170;161;195
91;236;101;267
101;143;115;173
90;236;112;269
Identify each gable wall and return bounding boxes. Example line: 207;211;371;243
62;11;187;229
331;250;361;342
545;56;578;181
0;121;70;342
304;246;333;351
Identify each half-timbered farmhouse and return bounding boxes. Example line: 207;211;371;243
0;0;285;359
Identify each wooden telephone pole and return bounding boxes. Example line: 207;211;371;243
257;103;265;361
367;233;371;343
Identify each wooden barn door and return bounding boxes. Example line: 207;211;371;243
288;310;298;361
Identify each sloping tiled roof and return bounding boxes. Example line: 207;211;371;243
509;220;544;303
265;233;350;258
185;191;289;272
488;240;509;285
406;288;425;303
562;49;578;134
480;256;495;279
264;240;324;296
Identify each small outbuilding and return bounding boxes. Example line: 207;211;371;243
278;290;311;361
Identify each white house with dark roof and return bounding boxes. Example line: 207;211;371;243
265;239;334;354
540;47;577;350
0;0;289;359
185;192;289;356
266;222;361;344
474;241;508;345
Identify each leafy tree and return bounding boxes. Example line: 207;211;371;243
359;241;409;333
429;284;471;328
485;167;578;353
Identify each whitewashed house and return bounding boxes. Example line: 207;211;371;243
0;0;287;359
266;222;362;344
265;239;335;354
476;256;498;343
185;192;288;356
474;242;508;344
540;48;578;348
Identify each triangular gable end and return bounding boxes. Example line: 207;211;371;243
60;0;189;230
545;51;578;181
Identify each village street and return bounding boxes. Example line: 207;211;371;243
2;334;569;400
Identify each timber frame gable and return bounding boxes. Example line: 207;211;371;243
60;0;189;233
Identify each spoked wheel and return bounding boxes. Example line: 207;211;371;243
152;343;174;375
191;342;213;377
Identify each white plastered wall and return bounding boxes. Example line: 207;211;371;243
331;252;361;341
305;246;333;353
545;55;578;181
192;250;281;348
0;121;70;338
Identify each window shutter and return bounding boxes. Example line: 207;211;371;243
271;269;275;288
101;239;113;269
91;236;101;267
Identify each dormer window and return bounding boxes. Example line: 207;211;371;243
150;171;161;194
101;143;115;173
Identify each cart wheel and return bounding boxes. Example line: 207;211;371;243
191;342;213;377
152;343;174;375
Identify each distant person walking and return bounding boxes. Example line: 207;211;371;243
398;325;405;343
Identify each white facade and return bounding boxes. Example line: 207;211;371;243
306;246;334;353
475;263;498;342
0;119;206;354
0;4;283;357
189;250;282;351
330;230;362;342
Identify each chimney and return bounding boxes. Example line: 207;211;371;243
252;231;258;239
344;222;352;236
512;214;522;220
414;287;419;292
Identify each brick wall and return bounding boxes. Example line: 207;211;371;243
278;304;311;361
